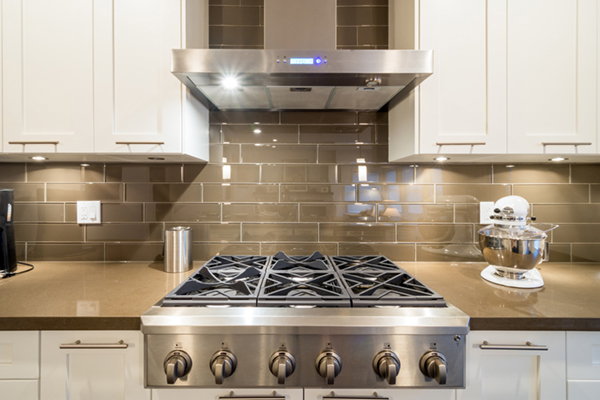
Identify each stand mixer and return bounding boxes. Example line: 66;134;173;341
478;196;558;288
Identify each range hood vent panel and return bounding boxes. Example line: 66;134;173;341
268;86;333;109
173;49;433;111
328;86;405;111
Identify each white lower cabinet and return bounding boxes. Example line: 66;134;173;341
40;330;149;400
152;388;304;400
457;330;566;400
0;380;39;400
566;331;600;399
304;389;455;400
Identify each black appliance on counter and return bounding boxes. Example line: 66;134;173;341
0;189;17;275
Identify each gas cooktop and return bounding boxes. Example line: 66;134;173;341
161;252;446;308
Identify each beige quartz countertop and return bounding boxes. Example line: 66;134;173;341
0;261;599;331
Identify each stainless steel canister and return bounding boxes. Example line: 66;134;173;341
164;226;193;273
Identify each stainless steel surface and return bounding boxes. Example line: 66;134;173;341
419;351;447;385
142;306;469;336
164;350;192;384
372;350;401;385
479;341;549;351
164;226;193;273
541;142;592;146
115;141;165;145
143;307;468;388
315;350;342;385
269;351;296;385
172;49;433;111
59;339;128;349
211;350;238;385
8;141;59;145
435;142;486;146
478;230;549;274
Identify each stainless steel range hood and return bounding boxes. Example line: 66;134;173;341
172;48;433;111
173;0;433;111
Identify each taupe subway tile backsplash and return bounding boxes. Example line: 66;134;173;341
3;111;600;263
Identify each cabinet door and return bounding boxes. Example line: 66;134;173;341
93;0;182;154
457;331;566;400
418;0;507;155
305;388;455;400
1;0;94;154
566;332;600;380
507;0;598;154
567;381;600;399
40;331;149;400
0;331;39;379
0;380;39;400
153;388;303;400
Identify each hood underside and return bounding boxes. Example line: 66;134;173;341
172;49;433;111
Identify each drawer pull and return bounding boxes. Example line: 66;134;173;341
115;141;165;145
541;142;592;146
60;340;128;349
8;141;59;145
324;393;388;400
436;142;486;146
219;392;285;400
480;341;548;351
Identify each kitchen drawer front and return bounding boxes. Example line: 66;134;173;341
0;380;39;400
0;331;40;379
567;332;600;380
567;380;600;399
304;389;455;400
152;388;303;400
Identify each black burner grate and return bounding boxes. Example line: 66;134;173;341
330;255;446;307
162;255;269;306
257;251;351;307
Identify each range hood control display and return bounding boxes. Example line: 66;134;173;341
283;56;326;65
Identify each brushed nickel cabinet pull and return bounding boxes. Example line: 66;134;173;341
324;393;388;400
541;142;592;146
219;392;285;400
479;341;548;351
8;141;59;145
115;141;165;145
59;340;128;349
436;142;486;146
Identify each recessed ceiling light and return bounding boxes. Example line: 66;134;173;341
30;156;47;161
80;163;90;167
549;157;568;162
505;164;515;168
434;157;449;162
253;128;262;134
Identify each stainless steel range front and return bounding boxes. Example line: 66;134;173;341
142;253;469;389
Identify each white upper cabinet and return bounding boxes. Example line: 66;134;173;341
507;0;598;155
93;0;184;155
418;0;507;155
1;0;95;154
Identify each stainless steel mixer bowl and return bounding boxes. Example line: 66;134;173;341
478;230;549;275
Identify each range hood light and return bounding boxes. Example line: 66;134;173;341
253;128;262;134
434;157;449;162
549;157;568;162
30;156;47;161
222;76;239;90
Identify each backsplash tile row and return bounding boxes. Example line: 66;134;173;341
2;109;600;263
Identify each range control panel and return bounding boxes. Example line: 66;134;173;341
277;55;328;65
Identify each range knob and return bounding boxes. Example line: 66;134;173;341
372;350;401;385
420;351;448;385
210;350;237;384
269;350;296;384
163;350;192;384
315;350;342;385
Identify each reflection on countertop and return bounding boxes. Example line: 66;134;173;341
0;261;599;331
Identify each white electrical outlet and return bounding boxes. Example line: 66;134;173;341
77;201;102;224
479;201;495;224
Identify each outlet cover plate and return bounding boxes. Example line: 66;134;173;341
479;202;495;224
77;201;101;224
